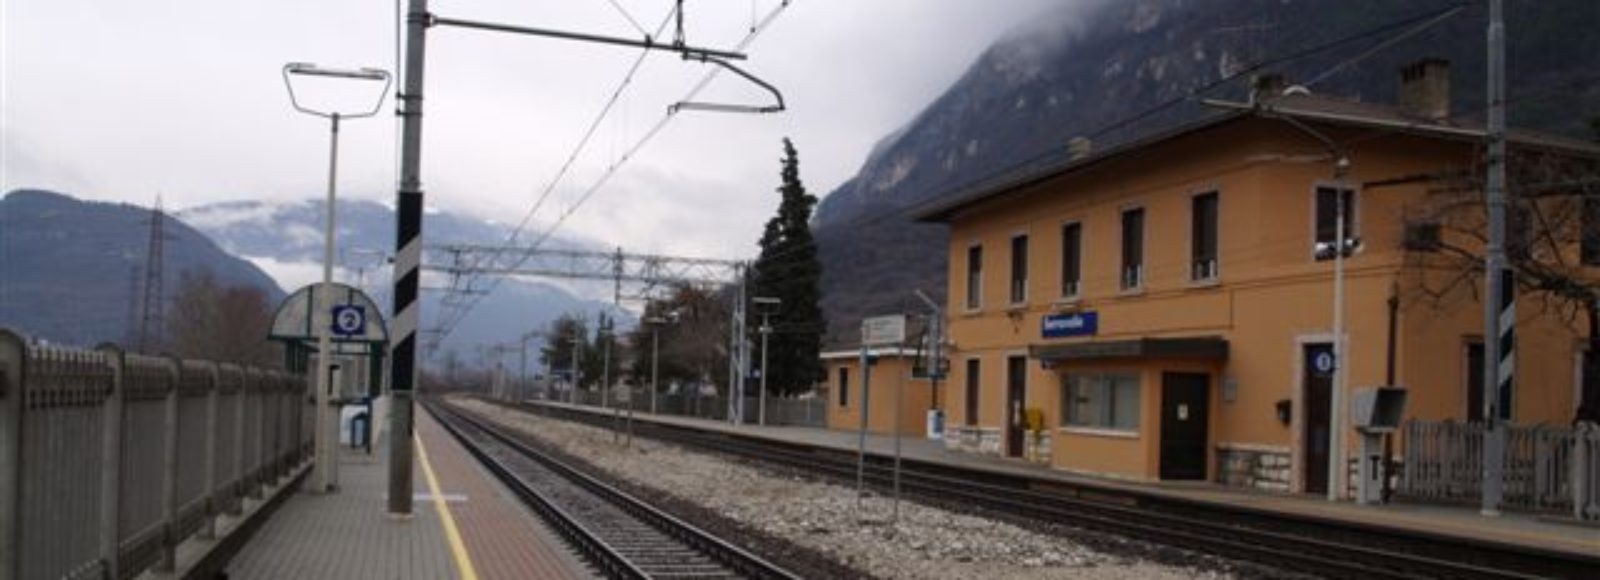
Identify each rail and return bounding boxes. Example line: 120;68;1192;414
524;398;1600;579
0;329;312;580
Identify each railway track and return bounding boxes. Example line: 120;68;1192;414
425;400;801;580
514;399;1599;580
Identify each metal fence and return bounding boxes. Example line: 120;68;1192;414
1400;419;1600;519
547;385;828;428
742;396;827;427
0;329;313;580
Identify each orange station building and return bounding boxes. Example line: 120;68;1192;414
822;347;938;437
910;62;1599;493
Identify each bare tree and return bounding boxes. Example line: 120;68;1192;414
164;270;280;366
1402;145;1600;423
626;283;731;395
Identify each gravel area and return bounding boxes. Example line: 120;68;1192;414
449;397;1285;580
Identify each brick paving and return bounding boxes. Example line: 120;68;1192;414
226;407;594;580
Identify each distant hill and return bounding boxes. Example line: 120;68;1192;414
177;198;626;359
0;189;285;347
812;0;1600;345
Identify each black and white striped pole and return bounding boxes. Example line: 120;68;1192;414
387;0;429;517
1480;0;1509;517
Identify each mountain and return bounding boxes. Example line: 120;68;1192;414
177;198;625;361
0;189;285;347
812;0;1600;345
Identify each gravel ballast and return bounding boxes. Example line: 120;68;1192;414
448;397;1269;579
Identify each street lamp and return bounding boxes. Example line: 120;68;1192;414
644;312;680;415
283;62;390;495
567;336;582;404
752;296;781;426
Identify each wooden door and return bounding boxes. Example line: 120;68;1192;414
1159;372;1210;480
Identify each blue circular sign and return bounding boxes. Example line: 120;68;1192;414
331;305;366;337
1313;351;1336;374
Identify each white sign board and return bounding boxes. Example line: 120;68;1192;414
861;314;907;346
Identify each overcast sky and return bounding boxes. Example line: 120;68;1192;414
4;0;1069;260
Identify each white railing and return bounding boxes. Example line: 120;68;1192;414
1401;419;1599;519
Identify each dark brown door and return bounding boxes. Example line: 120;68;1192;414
1160;372;1210;480
1005;356;1026;457
1303;343;1334;495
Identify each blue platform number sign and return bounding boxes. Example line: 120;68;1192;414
1042;311;1098;338
1312;350;1336;377
331;305;366;338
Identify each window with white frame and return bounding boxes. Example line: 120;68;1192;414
1191;191;1219;281
1120;208;1145;290
1063;372;1141;431
1314;185;1359;260
1061;222;1082;298
1010;233;1029;304
966;244;983;310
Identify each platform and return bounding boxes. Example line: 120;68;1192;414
226;407;594;580
526;398;1600;558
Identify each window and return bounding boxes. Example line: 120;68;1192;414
1010;234;1029;304
966;244;983;310
1314;186;1359;260
1583;195;1600;266
964;359;980;426
1191;192;1219;281
1121;208;1145;290
1061;222;1082;298
1064;372;1141;431
837;367;850;407
1402;219;1442;252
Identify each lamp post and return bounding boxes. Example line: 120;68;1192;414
752;297;781;426
282;62;390;494
644;313;678;416
567;336;582;405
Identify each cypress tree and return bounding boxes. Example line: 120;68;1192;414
752;138;825;396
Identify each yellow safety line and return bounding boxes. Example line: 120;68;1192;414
416;434;481;580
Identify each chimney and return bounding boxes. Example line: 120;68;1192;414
1398;58;1450;121
1067;137;1093;160
1250;73;1287;104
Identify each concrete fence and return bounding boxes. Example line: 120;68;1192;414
0;329;313;580
1400;419;1600;520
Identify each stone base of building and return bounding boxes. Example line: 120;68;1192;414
1216;443;1292;492
942;426;1002;455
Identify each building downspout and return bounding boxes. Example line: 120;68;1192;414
1384;281;1399;503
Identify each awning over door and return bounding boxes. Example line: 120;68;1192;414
1030;336;1228;364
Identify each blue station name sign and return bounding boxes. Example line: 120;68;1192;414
1042;311;1098;338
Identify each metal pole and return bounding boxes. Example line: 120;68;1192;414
651;326;660;415
602;321;611;409
1329;184;1347;502
894;342;905;523
314;113;341;494
570;338;580;404
759;312;770;426
1482;0;1508;516
856;345;870;509
387;0;428;517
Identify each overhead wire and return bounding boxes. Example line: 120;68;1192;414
428;0;798;352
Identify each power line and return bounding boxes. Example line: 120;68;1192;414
428;1;798;352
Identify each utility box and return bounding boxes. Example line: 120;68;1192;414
1352;386;1407;432
1352;386;1407;505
